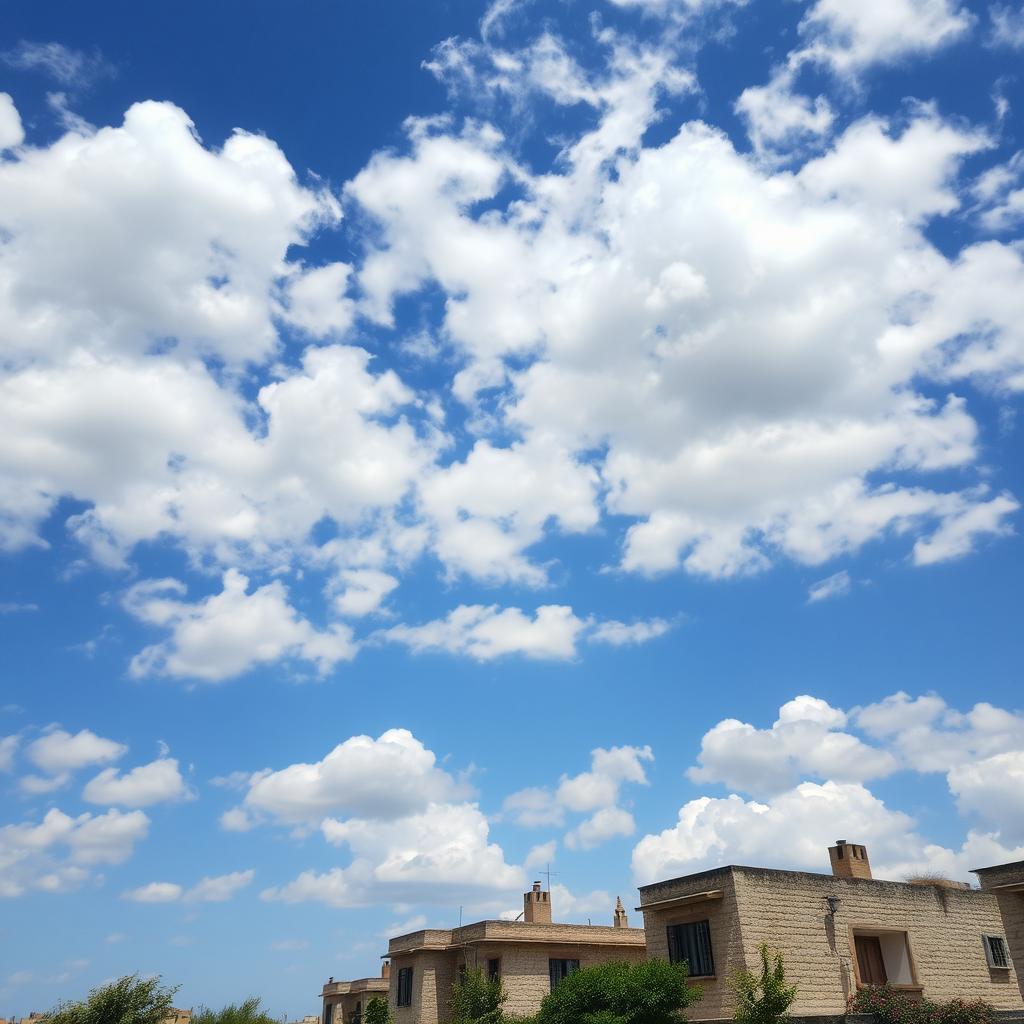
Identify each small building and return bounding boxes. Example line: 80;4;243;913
322;966;390;1024
384;882;646;1024
637;840;1023;1018
974;858;1024;1001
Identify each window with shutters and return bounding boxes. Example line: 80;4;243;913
324;1004;333;1024
851;930;917;988
548;959;580;990
984;935;1010;969
666;920;715;978
397;967;413;1007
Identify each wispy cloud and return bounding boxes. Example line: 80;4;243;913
2;41;114;88
807;570;853;604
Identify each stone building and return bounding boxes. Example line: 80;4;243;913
637;840;1024;1018
382;882;646;1024
321;966;390;1024
974;859;1024;1001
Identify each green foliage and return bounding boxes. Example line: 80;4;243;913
848;985;994;1024
192;998;281;1024
364;997;391;1024
534;958;702;1024
447;967;506;1024
732;945;797;1024
43;975;179;1024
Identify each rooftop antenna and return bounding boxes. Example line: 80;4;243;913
541;863;559;892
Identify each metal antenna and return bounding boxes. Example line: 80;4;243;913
541;863;560;892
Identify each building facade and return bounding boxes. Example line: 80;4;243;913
321;967;390;1024
974;859;1024;1001
383;883;646;1024
638;841;1023;1018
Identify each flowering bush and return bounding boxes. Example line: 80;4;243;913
848;986;994;1024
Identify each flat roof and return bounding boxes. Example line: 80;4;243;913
972;859;1024;874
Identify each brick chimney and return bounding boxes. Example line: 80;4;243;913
524;880;552;924
829;839;872;880
381;962;390;980
613;896;629;929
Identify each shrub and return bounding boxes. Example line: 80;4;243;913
192;998;281;1024
43;975;179;1024
364;997;392;1024
447;967;506;1024
848;986;994;1024
534;958;702;1024
733;945;797;1024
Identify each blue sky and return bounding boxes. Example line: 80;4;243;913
2;0;1024;1017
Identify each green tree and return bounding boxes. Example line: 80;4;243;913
534;959;701;1024
447;967;506;1024
43;975;179;1024
364;997;392;1024
732;946;797;1024
192;998;281;1024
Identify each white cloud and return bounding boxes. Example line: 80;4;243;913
262;802;523;907
0;735;17;772
0;807;149;898
797;0;973;73
807;569;852;603
949;752;1024;844
280;262;355;338
990;4;1024;47
524;839;557;870
589;618;672;645
384;604;587;661
122;870;254;903
125;570;356;682
564;806;636;850
1;41;113;87
237;728;465;825
505;745;653;850
735;70;833;158
26;728;127;775
123;881;183;903
330;569;399;617
687;696;898;796
0;93;24;150
83;757;191;808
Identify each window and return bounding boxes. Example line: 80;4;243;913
397;967;413;1007
855;936;888;986
324;1005;333;1024
548;959;580;990
487;959;501;984
984;935;1010;969
852;930;915;987
667;920;715;978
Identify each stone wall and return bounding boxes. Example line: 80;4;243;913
975;862;1024;1001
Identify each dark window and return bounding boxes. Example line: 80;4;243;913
855;936;888;986
984;935;1010;969
324;1005;333;1024
397;967;413;1007
487;959;501;983
666;920;715;977
548;959;580;990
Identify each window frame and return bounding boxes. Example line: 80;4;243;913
396;966;413;1008
487;958;501;984
847;926;921;992
666;919;716;979
983;934;1011;970
548;958;580;991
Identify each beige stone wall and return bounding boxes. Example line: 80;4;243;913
390;950;457;1024
975;862;1024;1001
734;868;1021;1014
640;867;1023;1018
638;868;743;1019
458;941;646;1020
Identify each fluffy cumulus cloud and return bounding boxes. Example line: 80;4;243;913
124;571;356;682
231;729;465;826
263;802;524;907
505;745;653;850
23;728;127;791
687;696;898;796
0;0;1022;687
83;757;192;808
635;691;1024;884
0;807;149;898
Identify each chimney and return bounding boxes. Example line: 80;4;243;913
613;896;629;929
381;962;390;980
829;840;872;880
524;880;552;924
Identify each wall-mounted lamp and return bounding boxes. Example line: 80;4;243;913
826;895;841;916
